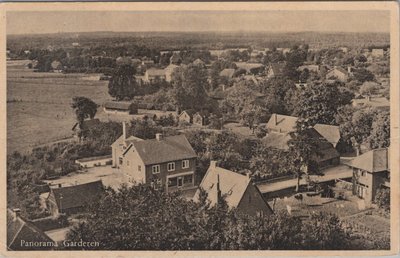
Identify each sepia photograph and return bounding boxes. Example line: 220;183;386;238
2;2;399;255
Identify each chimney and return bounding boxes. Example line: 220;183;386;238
274;113;278;126
216;174;222;208
156;133;163;141
210;160;217;168
246;171;252;179
222;85;225;92
12;208;21;221
122;121;127;140
58;183;62;188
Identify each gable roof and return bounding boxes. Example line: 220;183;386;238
352;97;390;108
234;62;264;73
268;63;285;76
327;67;348;77
7;209;54;250
349;148;389;173
266;114;297;133
193;58;205;66
50;180;104;211
104;101;136;110
219;68;235;78
313;124;341;147
263;131;292;150
196;165;252;209
146;68;166;77
130;135;196;165
180;109;196;117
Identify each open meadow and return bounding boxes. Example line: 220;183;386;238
7;60;177;154
7;60;110;153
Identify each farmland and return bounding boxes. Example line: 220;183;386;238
7;60;177;153
7;60;110;153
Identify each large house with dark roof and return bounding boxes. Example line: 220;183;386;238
113;128;197;192
194;161;273;217
7;209;55;250
348;148;390;205
264;114;340;168
46;180;104;216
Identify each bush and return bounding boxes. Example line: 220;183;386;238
374;187;390;211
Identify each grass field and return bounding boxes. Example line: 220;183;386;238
7;60;177;154
6;61;111;154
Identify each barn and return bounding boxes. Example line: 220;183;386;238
104;101;138;115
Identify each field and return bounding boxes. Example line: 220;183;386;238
7;60;177;154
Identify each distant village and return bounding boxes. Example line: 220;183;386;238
7;36;391;250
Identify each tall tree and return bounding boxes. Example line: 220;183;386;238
293;82;353;126
71;96;98;125
108;64;137;101
171;64;209;111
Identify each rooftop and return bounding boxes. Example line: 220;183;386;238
50;180;104;211
349;148;389;173
127;134;197;165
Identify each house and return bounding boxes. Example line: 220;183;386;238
47;180;104;216
7;209;55;250
193;161;273;217
349;148;390;205
104;101;138;114
295;82;308;89
144;68;166;82
313;124;341;148
170;52;182;65
266;63;285;79
371;49;384;58
234;62;264;74
117;133;197;192
116;56;132;66
111;122;143;168
164;64;179;82
351;96;390;110
51;60;63;73
298;64;320;73
179;110;196;124
263;128;340;168
193;111;209;126
265;114;340;168
75;154;112;168
71;118;101;140
325;67;349;82
219;68;235;79
141;57;155;66
193;58;205;67
266;114;297;133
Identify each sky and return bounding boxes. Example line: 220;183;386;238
7;10;390;35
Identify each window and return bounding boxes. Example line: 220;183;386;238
182;160;189;169
138;165;141;172
183;174;193;184
167;162;175;172
119;157;123;165
152;165;160;174
168;177;177;187
361;170;366;177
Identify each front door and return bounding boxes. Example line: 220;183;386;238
177;177;183;188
